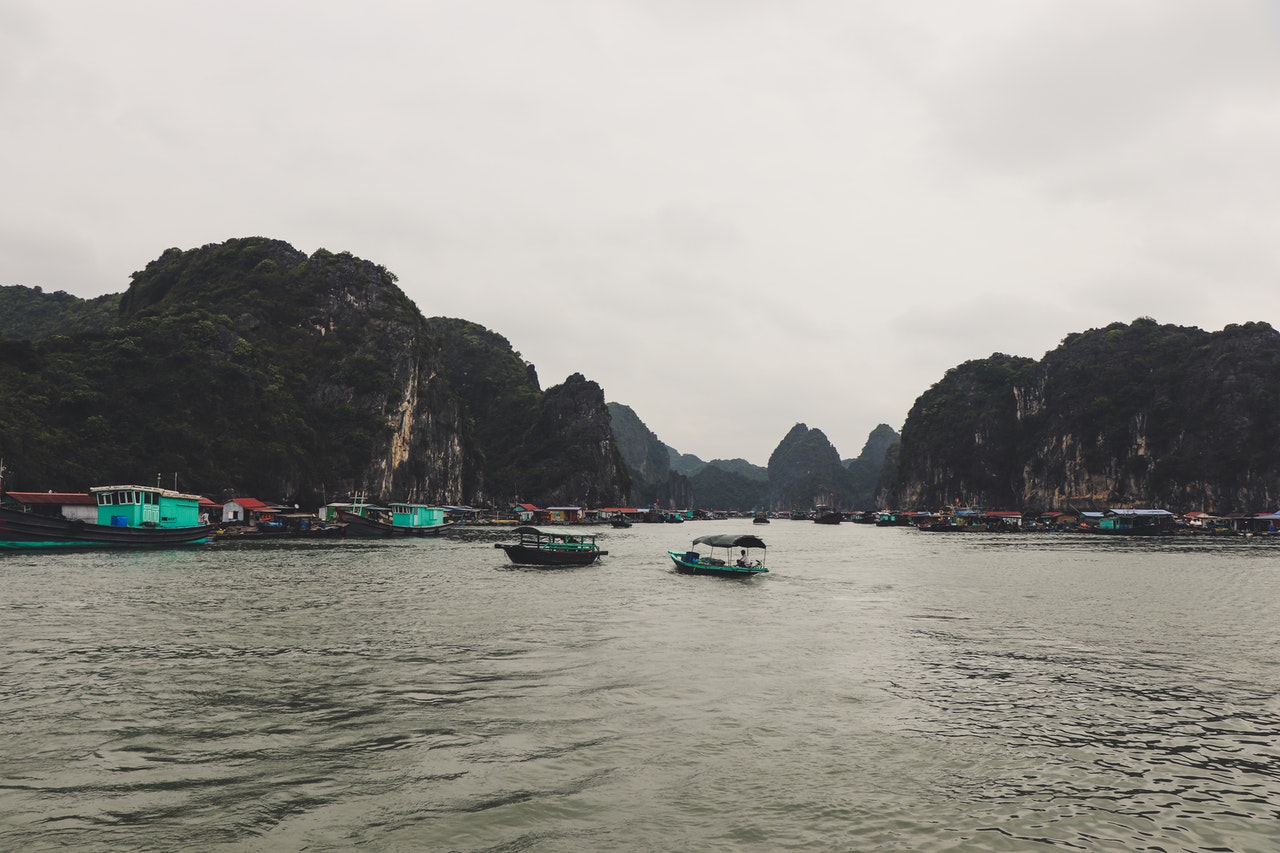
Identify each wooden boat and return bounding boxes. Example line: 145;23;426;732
668;533;768;577
0;484;212;550
334;501;453;537
494;526;607;566
813;505;842;524
918;521;963;532
753;513;770;524
610;517;632;528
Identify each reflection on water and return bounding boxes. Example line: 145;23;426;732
1;526;1277;851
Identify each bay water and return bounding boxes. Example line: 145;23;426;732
2;523;1277;851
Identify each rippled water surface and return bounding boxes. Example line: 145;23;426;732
2;524;1277;851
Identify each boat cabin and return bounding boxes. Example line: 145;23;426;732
91;485;204;528
388;503;445;527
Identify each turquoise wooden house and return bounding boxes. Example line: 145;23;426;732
388;503;445;528
91;485;204;528
1098;508;1176;533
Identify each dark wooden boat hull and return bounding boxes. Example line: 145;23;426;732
496;543;604;566
335;508;452;538
0;506;212;549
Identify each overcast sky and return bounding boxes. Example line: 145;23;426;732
4;1;1279;465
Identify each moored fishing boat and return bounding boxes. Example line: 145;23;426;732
0;483;212;550
668;533;768;577
494;526;607;566
813;504;842;524
332;500;453;537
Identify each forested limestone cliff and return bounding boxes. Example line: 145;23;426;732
0;238;628;507
883;318;1280;512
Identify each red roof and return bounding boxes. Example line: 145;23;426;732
230;497;272;510
516;503;540;511
5;491;95;506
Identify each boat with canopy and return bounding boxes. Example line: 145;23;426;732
668;533;768;577
494;526;607;566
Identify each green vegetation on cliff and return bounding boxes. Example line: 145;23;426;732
767;423;853;510
2;240;398;499
607;402;670;501
0;238;627;506
843;423;900;508
0;286;120;339
884;318;1280;512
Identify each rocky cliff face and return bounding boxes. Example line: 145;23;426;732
885;355;1033;509
516;374;631;507
119;239;476;503
607;401;670;501
1;238;629;506
767;423;852;509
843;423;900;508
885;319;1280;512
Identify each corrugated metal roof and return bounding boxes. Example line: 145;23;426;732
5;491;95;505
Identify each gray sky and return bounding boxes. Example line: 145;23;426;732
4;1;1279;465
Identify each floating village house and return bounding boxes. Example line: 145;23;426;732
599;507;642;521
1090;508;1177;533
544;506;582;523
221;497;278;525
1245;511;1280;533
3;491;97;522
